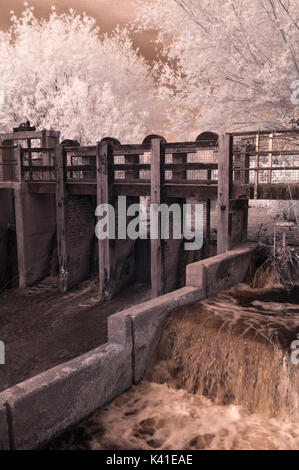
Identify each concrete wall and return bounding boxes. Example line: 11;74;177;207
15;188;56;287
186;243;256;297
0;342;132;450
109;286;205;384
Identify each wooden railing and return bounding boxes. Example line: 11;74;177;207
231;129;299;199
63;139;218;189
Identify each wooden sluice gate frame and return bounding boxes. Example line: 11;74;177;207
0;127;299;298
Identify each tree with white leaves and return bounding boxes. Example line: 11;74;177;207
134;0;299;135
0;4;166;144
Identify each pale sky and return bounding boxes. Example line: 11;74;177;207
0;0;157;59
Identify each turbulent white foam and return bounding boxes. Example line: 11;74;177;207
81;381;299;450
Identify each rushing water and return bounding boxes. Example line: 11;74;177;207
48;283;299;450
48;381;299;450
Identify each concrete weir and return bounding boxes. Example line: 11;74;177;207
0;243;256;449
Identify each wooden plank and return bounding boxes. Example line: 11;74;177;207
55;144;69;292
254;131;260;199
14;145;22;182
21;147;55;153
233;149;299;157
96;141;115;300
150;138;165;298
65;164;96;172
66;182;97;195
217;134;233;254
113;163;150;171
170;179;218;185
64;146;96;154
172;153;187;182
2;131;44;141
28;182;56;194
112;140;218;156
231;128;299;137
164;162;217;170
268;132;274;186
165;141;218;152
113;144;150;156
114;182;150;196
14;187;26;288
22;165;55;172
204;165;212;257
232;166;299;171
165;184;218;199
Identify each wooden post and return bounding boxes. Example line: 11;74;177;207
172;153;187;181
217;134;233;254
42;130;59;181
14;186;26;288
27;138;33;181
96;140;114;299
150;138;165;298
2;140;15;181
254;131;260;199
55;143;69;292
125;154;140;180
267;133;273;184
14;144;22;182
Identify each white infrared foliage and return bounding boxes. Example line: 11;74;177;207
0;5;166;143
134;0;299;135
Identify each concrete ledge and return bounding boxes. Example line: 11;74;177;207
0;342;132;450
0;405;9;450
186;243;256;297
109;286;205;383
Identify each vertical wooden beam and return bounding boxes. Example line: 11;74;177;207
242;140;251;184
267;133;273;184
241;199;249;243
254;131;260;199
14;144;22;182
55;143;69;292
172;152;187;181
2;140;14;181
27;138;33;181
217;134;233;255
14;185;26;288
42;130;59;180
96;140;114;299
125;154;139;180
150;138;165;298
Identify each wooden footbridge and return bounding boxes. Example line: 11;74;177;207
0;125;299;298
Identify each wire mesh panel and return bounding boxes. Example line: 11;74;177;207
187;147;217;181
232;130;299;188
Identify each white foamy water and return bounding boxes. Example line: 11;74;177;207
51;381;299;450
